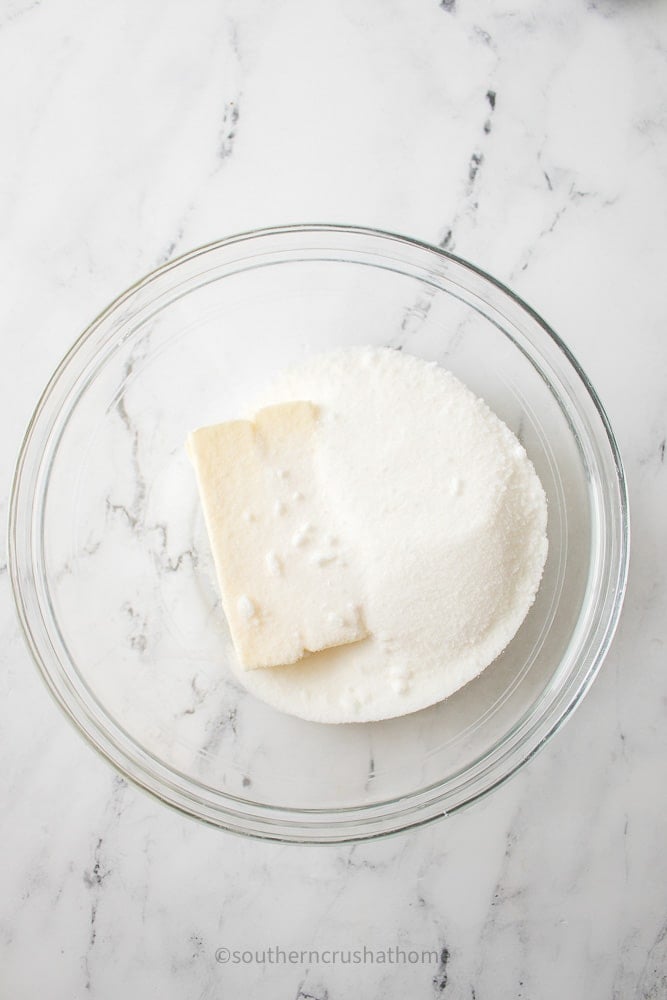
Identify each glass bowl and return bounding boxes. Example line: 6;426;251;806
9;225;629;843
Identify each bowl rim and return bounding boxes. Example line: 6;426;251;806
8;223;630;843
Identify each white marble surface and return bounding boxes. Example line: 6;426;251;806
1;0;666;996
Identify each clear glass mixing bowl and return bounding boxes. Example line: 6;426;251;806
9;225;629;842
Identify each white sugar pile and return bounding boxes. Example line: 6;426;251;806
230;347;548;723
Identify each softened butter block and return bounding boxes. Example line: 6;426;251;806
188;402;367;670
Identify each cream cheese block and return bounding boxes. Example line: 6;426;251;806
187;401;368;670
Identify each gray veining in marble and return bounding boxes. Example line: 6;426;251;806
1;0;666;997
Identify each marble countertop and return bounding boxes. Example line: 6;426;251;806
1;1;666;997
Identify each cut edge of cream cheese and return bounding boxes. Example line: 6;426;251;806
187;401;368;670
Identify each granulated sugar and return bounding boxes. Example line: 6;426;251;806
230;347;548;723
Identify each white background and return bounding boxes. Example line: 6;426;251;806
1;1;666;997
